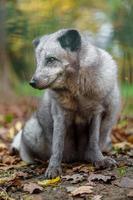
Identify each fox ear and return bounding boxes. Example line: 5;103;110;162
32;38;40;47
58;29;81;52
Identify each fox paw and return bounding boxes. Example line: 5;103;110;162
94;157;117;169
45;165;62;179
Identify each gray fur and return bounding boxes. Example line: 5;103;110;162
11;29;120;178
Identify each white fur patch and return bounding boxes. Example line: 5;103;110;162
11;130;22;151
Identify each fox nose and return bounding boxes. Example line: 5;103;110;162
29;78;37;88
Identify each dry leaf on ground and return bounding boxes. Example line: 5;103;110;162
38;176;61;187
23;182;43;194
88;173;116;183
92;195;102;200
115;177;133;188
0;171;28;186
0;188;15;200
86;181;96;186
0;127;8;140
66;186;77;193
0;142;7;150
15;121;22;132
127;149;133;157
70;185;93;196
62;173;86;184
113;142;133;151
15;171;28;178
73;164;94;173
0;174;18;186
2;155;20;165
128;135;133;144
127;190;133;198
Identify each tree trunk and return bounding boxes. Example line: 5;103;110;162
0;0;18;100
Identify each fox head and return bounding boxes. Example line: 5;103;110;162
30;29;81;90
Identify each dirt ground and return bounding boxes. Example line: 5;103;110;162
0;98;133;200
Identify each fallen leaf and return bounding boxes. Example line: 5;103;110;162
70;185;93;196
23;182;43;194
126;128;133;135
0;142;7;151
66;186;77;193
73;164;94;173
127;190;133;198
113;142;133;153
0;127;8;140
15;121;22;132
112;127;127;144
0;174;16;185
0;188;15;200
7;127;15;140
85;181;96;186
2;155;20;165
38;176;61;187
0;171;27;186
0;161;27;170
92;195;102;200
115;177;133;188
15;171;28;179
127;149;133;157
128;135;133;144
88;173;116;183
62;174;86;184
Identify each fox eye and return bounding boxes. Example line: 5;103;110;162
45;57;57;65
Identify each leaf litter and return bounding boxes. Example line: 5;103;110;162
38;176;61;187
62;173;87;184
23;182;43;194
114;177;133;188
0;99;133;199
70;185;93;196
88;173;116;183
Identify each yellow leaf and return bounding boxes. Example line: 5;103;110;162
15;121;22;132
0;174;16;185
0;142;7;150
113;142;133;150
0;189;15;200
38;176;61;187
7;127;15;140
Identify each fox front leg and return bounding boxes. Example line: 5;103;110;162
86;114;116;169
44;102;66;179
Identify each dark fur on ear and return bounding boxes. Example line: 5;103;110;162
32;38;40;47
58;29;81;52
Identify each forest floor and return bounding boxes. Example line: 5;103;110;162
0;97;133;200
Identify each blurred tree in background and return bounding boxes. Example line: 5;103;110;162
0;0;18;96
109;0;133;84
0;0;132;99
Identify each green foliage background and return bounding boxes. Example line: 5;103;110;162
0;0;133;114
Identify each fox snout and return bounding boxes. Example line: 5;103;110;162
29;78;37;88
29;74;55;90
29;76;44;89
29;77;38;88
